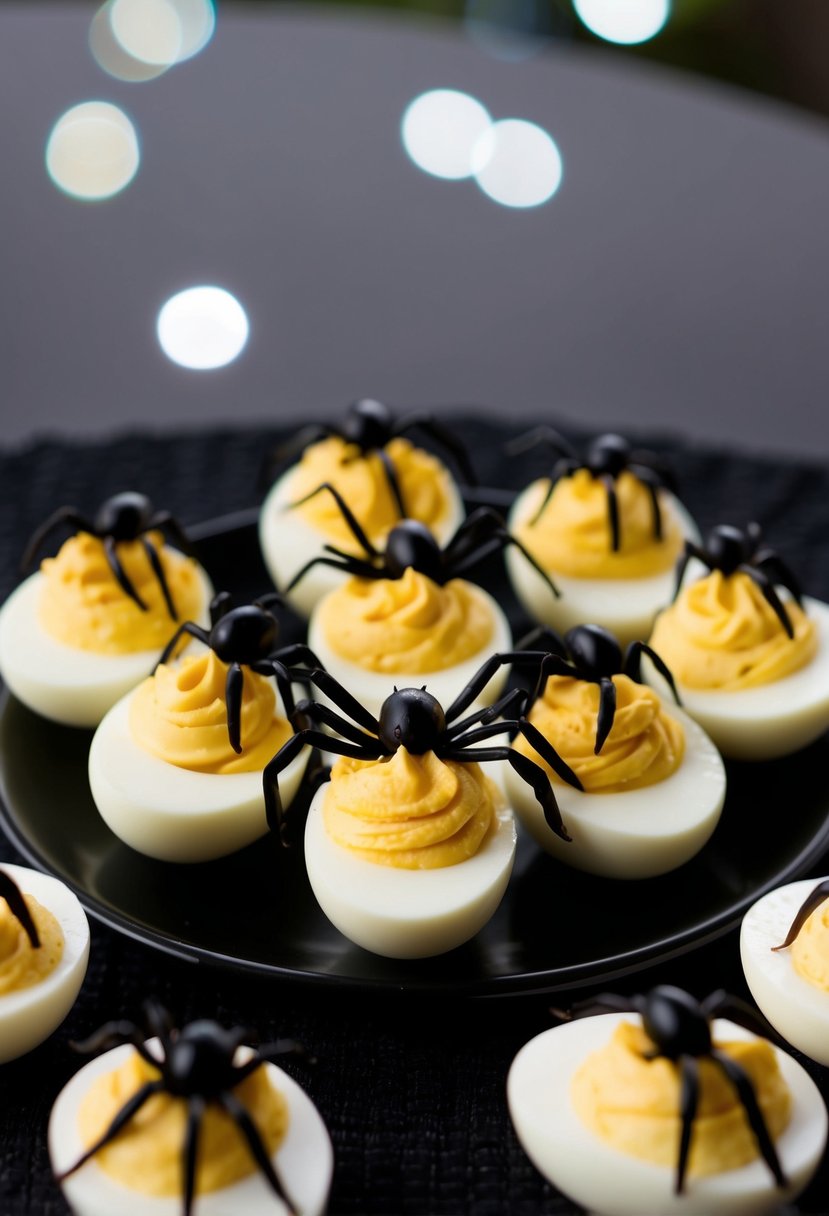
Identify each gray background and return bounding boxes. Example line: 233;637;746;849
1;1;828;457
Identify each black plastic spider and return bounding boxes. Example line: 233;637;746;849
0;868;40;950
508;426;676;549
285;482;560;597
558;985;788;1195
674;522;804;640
772;878;829;952
264;397;476;518
264;656;584;844
155;591;321;754
520;623;680;754
21;491;195;620
55;1001;304;1216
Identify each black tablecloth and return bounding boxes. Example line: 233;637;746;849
1;418;829;1216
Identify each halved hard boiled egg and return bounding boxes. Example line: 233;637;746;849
88;673;309;863
0;561;213;729
49;1043;333;1216
741;876;829;1067
648;597;829;761
259;446;465;618
304;776;516;959
508;1012;827;1216
504;701;725;879
506;486;698;646
0;864;90;1063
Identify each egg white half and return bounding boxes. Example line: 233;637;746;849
505;489;699;646
0;563;214;729
741;876;829;1067
646;597;829;761
504;703;726;879
88;688;310;863
49;1044;333;1216
0;864;90;1064
307;582;512;719
507;1012;827;1216
304;784;516;958
259;462;466;618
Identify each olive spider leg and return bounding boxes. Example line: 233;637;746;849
516;718;583;790
296;670;382;734
182;1095;205;1216
148;510;198;558
231;1040;307;1086
516;625;569;661
259;424;335;491
676;1055;699;1193
375;446;407;519
208;590;234;622
141;535;178;619
20;508;92;571
752;550;805;606
700;991;779;1041
395;411;479;485
219;1089;297;1215
55;1081;165;1181
529;457;580;525
442;744;572;841
104;536;147;611
772;879;829;951
506;425;577;462
450;530;561;598
443;687;529;741
155;621;212;669
628;463;664;542
286;553;380;592
70;1020;160;1070
0;872;40;948
143;999;176;1056
710;1050;787;1186
249;659;298;720
601;473;621;552
595;677;617;755
528;652;580;709
673;541;714;598
738;564;794;638
225;663;245;753
624;642;682;706
445;650;550;723
289;699;382;748
285;482;379;559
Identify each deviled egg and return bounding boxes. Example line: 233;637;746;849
0;863;89;1063
741;876;829;1067
648;524;829;759
505;432;698;645
259;400;466;617
0;493;212;728
508;995;826;1216
49;1015;333;1216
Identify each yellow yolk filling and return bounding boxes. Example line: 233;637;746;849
513;674;684;792
650;570;817;690
572;1021;791;1178
288;435;454;548
130;651;291;774
515;469;683;579
323;748;497;869
791;902;829;991
78;1051;288;1198
39;532;203;655
0;894;63;995
318;568;494;674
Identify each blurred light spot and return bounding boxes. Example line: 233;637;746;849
45;102;140;201
157;287;249;370
401;89;492;180
472;119;562;209
573;0;669;44
90;0;215;80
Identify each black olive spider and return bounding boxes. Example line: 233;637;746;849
0;868;40;950
264;397;476;519
155;591;321;755
557;985;788;1195
508;426;677;550
772;878;829;952
284;482;560;597
55;1001;305;1216
264;656;584;844
21;491;195;621
674;522;805;640
519;623;681;755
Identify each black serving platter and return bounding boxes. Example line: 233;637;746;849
1;510;829;997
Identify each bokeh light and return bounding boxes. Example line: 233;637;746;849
156;286;249;370
472;119;563;208
45;102;140;201
401;89;492;180
573;0;670;45
90;0;215;81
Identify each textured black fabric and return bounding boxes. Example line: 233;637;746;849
1;419;828;1216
